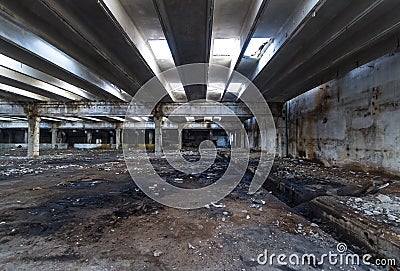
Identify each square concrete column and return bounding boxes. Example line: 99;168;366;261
154;117;162;156
86;130;92;143
27;115;40;157
24;129;28;144
51;127;58;149
178;123;184;150
115;128;121;150
241;131;246;149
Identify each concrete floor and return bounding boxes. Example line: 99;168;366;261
0;149;398;270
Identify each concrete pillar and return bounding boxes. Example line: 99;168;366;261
115;128;121;150
51;127;58;149
109;131;114;144
275;116;286;157
154;117;162;156
178;124;184;150
86;130;92;144
24;129;28;144
235;131;240;148
241;131;246;149
27;115;40;158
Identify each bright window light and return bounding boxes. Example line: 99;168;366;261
207;82;225;92
227;83;243;93
212;38;238;57
109;116;125;122
169;82;185;92
41;117;62;122
244;38;271;58
80;116;103;122
11;117;27;121
148;39;173;60
0;117;14;122
129;117;142;122
54;116;82;122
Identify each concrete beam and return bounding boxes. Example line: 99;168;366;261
0;12;131;102
0;101;268;118
98;0;183;102
262;0;400;101
0;121;117;130
154;0;213;100
0;54;97;100
0;83;51;101
251;0;325;81
0;66;82;101
220;0;269;101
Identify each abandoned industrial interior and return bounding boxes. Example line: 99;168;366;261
0;0;399;270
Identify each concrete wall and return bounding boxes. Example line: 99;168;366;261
286;52;400;175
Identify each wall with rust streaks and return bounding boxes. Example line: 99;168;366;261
286;52;400;175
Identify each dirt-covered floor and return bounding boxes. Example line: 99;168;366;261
0;149;398;270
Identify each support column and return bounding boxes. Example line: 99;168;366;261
178;123;184;150
241;130;246;149
274;103;287;157
27;115;40;158
115;127;121;150
24;129;28;144
86;130;92;144
154;117;162;156
51;126;58;149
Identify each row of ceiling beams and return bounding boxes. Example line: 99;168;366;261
0;0;399;108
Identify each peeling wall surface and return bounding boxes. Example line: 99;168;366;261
287;53;400;175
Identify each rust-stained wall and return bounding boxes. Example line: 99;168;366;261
287;53;400;175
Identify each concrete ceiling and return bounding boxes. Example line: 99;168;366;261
0;0;399;116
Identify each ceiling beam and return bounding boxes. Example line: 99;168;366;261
0;83;50;101
154;0;214;100
0;12;131;102
250;0;325;82
0;66;83;101
0;54;97;100
0;101;260;118
219;0;269;101
98;0;184;102
261;0;400;101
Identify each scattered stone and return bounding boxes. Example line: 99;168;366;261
252;199;265;205
188;243;195;249
222;211;233;217
153;249;163;257
211;202;225;208
377;183;390;190
376;194;391;203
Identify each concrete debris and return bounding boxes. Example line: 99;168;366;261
153;249;163;257
346;194;400;223
222;211;233;217
377;183;390;190
252;199;265;205
211;202;225;208
376;194;392;203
